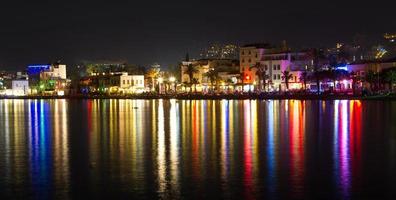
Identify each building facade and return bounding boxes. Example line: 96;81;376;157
240;43;311;91
81;72;145;94
11;79;29;96
180;58;239;92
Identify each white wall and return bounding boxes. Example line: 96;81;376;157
11;80;29;95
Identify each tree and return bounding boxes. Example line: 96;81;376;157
282;70;293;91
300;71;308;90
308;48;327;94
204;69;219;92
349;71;359;95
365;70;377;91
146;68;160;92
191;78;199;93
385;69;396;91
250;63;268;92
184;64;199;92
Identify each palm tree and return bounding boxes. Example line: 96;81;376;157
191;78;199;93
365;70;377;91
385;69;396;92
282;70;293;91
300;71;308;90
250;63;268;92
308;48;326;94
184;63;198;92
146;68;159;92
350;71;359;95
204;69;219;92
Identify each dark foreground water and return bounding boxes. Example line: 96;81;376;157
0;99;395;200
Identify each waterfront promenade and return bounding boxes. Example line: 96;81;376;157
1;92;395;100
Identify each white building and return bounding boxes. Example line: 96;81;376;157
104;73;145;94
11;79;29;96
40;64;67;80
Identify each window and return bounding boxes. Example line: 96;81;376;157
273;65;276;70
278;65;281;70
248;51;251;55
242;51;245;55
278;74;281;80
255;54;258;58
248;59;251;63
265;65;268;70
123;80;126;85
273;75;277;80
242;59;245;63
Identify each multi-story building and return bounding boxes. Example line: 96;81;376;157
40;64;67;80
240;43;311;91
262;50;311;91
27;63;69;95
347;57;396;77
11;79;29;96
239;43;272;87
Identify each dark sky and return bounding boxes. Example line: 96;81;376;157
0;1;394;71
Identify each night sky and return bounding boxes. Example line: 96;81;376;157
0;1;394;71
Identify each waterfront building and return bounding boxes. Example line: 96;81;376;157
239;43;271;91
40;64;67;80
80;72;145;94
26;63;69;95
347;57;396;76
180;58;239;92
240;43;311;91
10;79;29;96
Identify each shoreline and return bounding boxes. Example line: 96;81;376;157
0;94;395;101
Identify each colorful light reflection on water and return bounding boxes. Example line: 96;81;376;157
0;99;395;199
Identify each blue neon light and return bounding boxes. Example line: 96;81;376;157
336;64;348;71
27;65;51;75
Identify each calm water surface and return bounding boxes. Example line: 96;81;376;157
0;99;395;199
